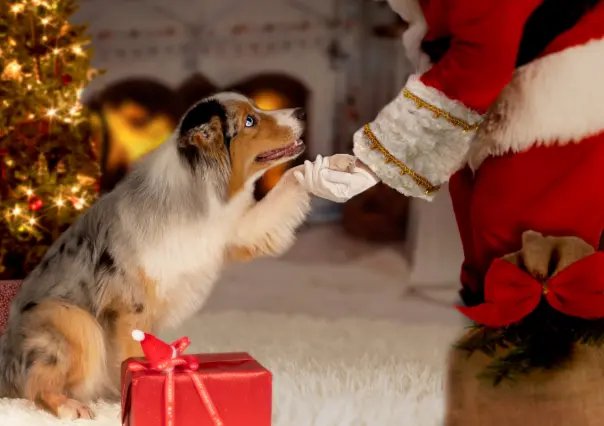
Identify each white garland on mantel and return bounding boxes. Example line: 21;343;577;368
91;19;355;41
95;34;335;62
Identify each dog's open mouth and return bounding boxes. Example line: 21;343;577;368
255;139;305;163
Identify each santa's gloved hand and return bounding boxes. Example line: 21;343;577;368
293;154;379;203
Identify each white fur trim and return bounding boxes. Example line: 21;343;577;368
132;330;145;341
386;0;431;73
468;38;604;170
353;75;482;201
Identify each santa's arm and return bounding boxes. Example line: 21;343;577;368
226;168;311;262
354;0;541;200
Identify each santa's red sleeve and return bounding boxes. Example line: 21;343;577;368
353;0;542;200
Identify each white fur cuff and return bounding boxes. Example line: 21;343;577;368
353;75;483;201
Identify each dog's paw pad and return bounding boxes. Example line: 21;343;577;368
57;399;95;420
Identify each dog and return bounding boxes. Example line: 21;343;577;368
0;92;311;420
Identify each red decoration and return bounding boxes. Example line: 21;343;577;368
0;281;21;333
0;150;9;179
98;30;112;40
457;252;604;327
121;333;272;426
231;24;248;35
61;74;73;84
54;56;62;77
14;119;50;147
28;196;43;212
346;106;359;122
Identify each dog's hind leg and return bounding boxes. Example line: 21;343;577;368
22;300;107;420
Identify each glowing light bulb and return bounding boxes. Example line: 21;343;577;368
4;61;22;79
25;188;33;196
41;18;50;25
72;45;83;55
53;48;60;54
11;4;24;13
12;207;21;215
42;36;48;42
69;107;78;115
29;217;36;225
71;186;79;193
8;62;21;73
28;113;34;119
56;199;64;207
47;108;56;117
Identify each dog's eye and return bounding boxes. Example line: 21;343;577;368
245;115;256;128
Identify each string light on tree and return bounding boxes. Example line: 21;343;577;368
10;3;24;14
0;0;102;277
2;60;22;80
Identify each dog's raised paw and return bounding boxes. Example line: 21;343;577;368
57;399;95;421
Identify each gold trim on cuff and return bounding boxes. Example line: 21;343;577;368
362;124;440;195
402;88;479;133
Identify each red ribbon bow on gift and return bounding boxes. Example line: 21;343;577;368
457;252;604;328
121;337;224;426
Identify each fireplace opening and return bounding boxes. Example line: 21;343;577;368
227;73;310;200
88;73;309;200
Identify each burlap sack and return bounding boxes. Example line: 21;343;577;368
445;231;604;426
445;333;604;426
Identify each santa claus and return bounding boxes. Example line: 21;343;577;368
296;0;604;306
294;1;604;423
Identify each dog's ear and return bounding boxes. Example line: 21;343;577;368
180;116;225;149
178;99;229;149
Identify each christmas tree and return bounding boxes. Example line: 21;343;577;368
0;0;101;278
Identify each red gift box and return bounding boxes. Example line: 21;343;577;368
121;343;272;426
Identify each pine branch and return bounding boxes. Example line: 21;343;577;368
456;302;604;385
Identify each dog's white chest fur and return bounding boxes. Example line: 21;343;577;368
138;217;230;326
136;192;252;328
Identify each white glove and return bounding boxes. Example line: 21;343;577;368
293;154;379;203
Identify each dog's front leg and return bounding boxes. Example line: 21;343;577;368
227;166;311;261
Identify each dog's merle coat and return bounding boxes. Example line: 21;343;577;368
0;93;311;414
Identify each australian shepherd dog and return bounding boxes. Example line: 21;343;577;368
0;92;311;419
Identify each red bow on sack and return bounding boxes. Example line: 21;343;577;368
121;337;224;426
457;252;604;328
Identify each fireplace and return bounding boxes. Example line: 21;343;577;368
227;73;310;200
87;73;309;199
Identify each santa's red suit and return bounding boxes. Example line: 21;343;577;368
353;0;604;305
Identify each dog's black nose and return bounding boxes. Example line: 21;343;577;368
292;108;306;121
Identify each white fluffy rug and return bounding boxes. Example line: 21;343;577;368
0;310;460;426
